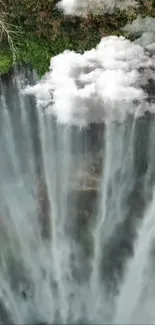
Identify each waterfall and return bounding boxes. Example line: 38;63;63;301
0;35;155;325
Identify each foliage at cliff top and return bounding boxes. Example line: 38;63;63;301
0;0;155;76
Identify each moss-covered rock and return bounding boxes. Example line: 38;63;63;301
0;51;13;74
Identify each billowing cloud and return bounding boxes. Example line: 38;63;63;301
25;36;155;127
123;16;155;52
56;0;138;16
123;15;155;34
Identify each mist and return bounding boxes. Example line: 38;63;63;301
56;0;138;16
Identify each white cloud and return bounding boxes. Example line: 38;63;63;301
56;0;138;16
123;15;155;34
25;36;155;127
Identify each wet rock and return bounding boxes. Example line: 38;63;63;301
70;155;103;192
37;178;52;239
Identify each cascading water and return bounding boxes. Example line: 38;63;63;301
0;36;155;325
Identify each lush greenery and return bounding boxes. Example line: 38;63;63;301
0;0;155;76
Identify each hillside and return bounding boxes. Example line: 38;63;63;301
0;0;155;75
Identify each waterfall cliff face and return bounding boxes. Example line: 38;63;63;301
0;62;155;325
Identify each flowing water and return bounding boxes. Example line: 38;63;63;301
0;65;155;325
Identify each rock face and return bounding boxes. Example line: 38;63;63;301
37;178;52;239
36;150;103;240
71;158;103;192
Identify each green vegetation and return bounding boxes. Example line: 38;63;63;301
0;51;12;74
0;0;155;76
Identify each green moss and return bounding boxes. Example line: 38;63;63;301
0;51;13;75
16;35;52;76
